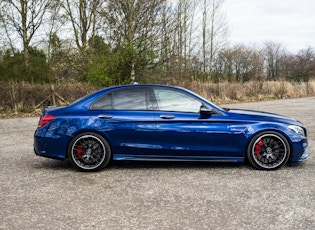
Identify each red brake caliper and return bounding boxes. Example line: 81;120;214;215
77;146;84;157
254;140;263;157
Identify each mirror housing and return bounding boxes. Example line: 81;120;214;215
200;105;213;115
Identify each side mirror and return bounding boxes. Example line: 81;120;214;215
200;105;213;115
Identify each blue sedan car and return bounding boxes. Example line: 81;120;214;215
34;84;308;171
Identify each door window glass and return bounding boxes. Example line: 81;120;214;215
153;88;201;113
113;89;148;110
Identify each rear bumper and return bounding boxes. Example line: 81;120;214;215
34;135;68;160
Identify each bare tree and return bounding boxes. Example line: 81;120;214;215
264;41;287;80
0;0;51;59
250;47;265;82
159;1;173;79
174;0;198;80
61;0;102;52
38;0;66;71
286;47;315;82
102;0;166;82
200;0;228;80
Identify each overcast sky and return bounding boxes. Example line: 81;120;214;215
222;0;315;53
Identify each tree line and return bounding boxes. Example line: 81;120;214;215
0;0;314;86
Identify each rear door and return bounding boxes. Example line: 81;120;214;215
89;87;157;157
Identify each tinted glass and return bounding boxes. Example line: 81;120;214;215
90;93;112;110
113;89;147;110
90;88;149;110
153;88;201;113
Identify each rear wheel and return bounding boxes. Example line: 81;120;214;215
247;131;290;170
68;132;111;172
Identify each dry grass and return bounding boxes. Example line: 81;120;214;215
181;80;315;104
0;80;315;116
0;82;98;116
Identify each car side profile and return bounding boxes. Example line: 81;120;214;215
34;84;308;171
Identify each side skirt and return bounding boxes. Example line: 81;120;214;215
113;154;244;163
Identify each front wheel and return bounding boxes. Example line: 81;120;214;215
247;131;290;170
68;132;111;172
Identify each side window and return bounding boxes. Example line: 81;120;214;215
153;88;202;113
90;88;150;110
90;93;112;110
113;89;147;110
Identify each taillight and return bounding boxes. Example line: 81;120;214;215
38;115;55;128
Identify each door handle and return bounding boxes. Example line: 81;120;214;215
160;114;175;119
98;114;113;119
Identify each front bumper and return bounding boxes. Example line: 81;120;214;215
291;139;308;162
298;143;309;162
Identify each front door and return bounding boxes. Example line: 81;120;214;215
152;87;239;159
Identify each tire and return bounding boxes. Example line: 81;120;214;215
247;131;290;170
68;132;111;172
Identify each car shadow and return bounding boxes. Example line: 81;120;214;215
34;158;248;171
33;158;75;171
109;160;249;171
33;158;306;172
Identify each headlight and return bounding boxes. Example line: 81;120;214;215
288;125;305;137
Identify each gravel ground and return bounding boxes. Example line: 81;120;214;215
0;97;314;230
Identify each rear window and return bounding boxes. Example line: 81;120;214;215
90;88;151;110
90;93;112;110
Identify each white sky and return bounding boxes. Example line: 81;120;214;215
223;0;315;53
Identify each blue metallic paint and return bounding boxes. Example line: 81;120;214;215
34;84;308;166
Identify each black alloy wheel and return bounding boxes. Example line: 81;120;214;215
247;131;290;170
68;132;111;172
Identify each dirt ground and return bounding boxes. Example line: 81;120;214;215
0;97;314;229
